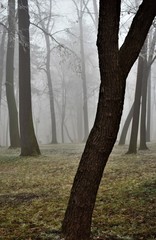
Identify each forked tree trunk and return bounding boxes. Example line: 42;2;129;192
18;0;40;156
6;0;20;148
62;1;156;239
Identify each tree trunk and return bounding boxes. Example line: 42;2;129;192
118;103;134;145
146;70;151;141
0;30;6;110
139;59;149;150
6;0;20;148
92;0;98;29
79;11;89;142
127;53;144;154
18;0;40;156
45;35;57;144
146;27;156;141
62;1;156;239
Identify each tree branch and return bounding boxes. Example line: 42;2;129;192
119;0;156;78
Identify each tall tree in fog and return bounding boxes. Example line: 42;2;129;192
6;0;20;148
18;0;40;155
73;0;89;141
62;1;156;239
127;28;156;153
92;0;98;29
0;27;6;111
140;27;156;149
127;46;145;154
33;0;57;144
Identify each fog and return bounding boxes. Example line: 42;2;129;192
0;0;156;146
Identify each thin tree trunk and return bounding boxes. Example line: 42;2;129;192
127;52;144;154
6;0;20;148
139;59;149;150
79;11;89;142
45;35;57;144
118;103;134;145
92;0;98;29
0;30;6;109
18;0;40;156
35;0;57;144
146;70;151;141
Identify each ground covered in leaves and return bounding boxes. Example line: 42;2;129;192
0;143;155;240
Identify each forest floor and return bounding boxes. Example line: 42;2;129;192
0;143;156;240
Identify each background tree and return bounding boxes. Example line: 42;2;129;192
18;0;40;156
6;0;20;148
62;1;156;239
0;26;6;113
33;0;58;144
72;0;89;141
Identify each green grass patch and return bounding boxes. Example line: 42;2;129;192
0;143;156;240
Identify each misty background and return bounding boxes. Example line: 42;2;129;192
0;0;156;146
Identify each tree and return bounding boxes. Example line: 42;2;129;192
18;0;40;156
127;48;145;154
62;1;156;240
127;27;156;153
118;103;134;145
0;27;6;111
6;0;20;148
33;0;58;144
72;0;89;142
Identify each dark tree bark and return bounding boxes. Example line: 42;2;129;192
118;103;134;145
6;0;20;148
62;1;156;239
18;0;40;156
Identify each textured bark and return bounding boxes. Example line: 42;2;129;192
118;103;134;145
6;0;20;148
62;1;122;239
62;1;156;240
18;0;40;156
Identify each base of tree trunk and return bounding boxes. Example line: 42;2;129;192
139;146;149;150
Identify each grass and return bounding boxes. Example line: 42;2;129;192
0;143;156;240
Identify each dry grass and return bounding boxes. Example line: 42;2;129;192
0;143;155;240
